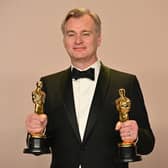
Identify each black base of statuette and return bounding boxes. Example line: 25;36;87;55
24;136;51;156
118;143;142;162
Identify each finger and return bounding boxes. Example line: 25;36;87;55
121;121;138;133
29;128;44;134
25;113;43;133
39;114;47;123
120;129;133;142
115;121;122;130
120;120;138;142
120;130;132;138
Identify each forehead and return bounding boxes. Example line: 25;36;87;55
64;15;96;30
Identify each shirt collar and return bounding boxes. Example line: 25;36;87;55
71;60;101;81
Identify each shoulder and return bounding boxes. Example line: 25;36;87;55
39;67;71;92
40;67;71;83
101;63;137;81
101;64;141;97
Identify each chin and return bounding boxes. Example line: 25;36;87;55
71;54;87;60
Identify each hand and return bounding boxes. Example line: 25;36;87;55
115;120;138;143
25;113;47;135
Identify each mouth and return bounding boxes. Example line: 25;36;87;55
73;46;86;52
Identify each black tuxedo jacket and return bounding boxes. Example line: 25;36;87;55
41;64;155;168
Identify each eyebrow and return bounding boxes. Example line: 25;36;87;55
65;30;92;34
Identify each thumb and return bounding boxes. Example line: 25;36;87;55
115;121;122;131
39;114;47;123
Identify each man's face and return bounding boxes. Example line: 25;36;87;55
63;15;101;65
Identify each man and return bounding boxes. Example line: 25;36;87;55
25;8;155;168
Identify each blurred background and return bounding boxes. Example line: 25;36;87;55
0;0;167;167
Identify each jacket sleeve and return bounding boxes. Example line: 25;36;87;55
130;76;155;155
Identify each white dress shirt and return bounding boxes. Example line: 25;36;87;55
72;61;101;141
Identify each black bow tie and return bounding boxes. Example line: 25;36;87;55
71;68;95;80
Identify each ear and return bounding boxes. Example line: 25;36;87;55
63;36;66;47
97;34;102;47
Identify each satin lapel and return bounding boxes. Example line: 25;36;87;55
83;64;111;143
63;69;81;143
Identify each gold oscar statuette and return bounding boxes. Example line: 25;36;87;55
115;88;141;162
23;81;51;155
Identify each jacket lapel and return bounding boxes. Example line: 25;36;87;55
63;68;81;143
83;64;111;143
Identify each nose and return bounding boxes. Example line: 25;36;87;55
75;35;83;44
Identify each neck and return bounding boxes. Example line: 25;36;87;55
71;57;98;70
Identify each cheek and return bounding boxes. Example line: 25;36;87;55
64;39;72;49
91;36;101;45
85;39;95;47
91;39;100;49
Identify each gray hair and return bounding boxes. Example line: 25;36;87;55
61;8;101;35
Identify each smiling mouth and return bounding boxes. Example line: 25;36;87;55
73;47;86;51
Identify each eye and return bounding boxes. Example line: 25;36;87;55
66;31;76;37
67;33;75;37
82;31;91;36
